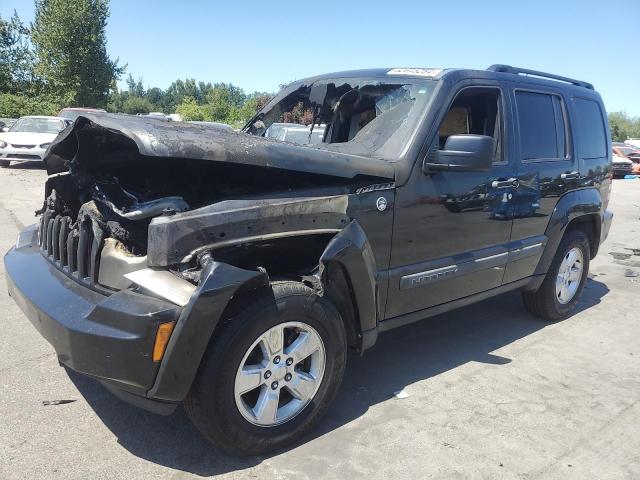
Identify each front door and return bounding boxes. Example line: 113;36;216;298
384;84;517;319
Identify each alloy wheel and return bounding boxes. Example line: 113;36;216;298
555;247;584;304
234;322;326;427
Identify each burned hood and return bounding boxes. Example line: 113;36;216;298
44;113;395;180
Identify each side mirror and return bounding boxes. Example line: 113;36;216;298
423;134;493;174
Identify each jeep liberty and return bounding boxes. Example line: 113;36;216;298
4;65;613;455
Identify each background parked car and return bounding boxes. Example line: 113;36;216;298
0;118;17;131
274;124;326;145
612;152;633;177
613;142;640;174
137;112;171;121
0;116;71;167
57;107;107;122
625;138;640;149
264;122;306;140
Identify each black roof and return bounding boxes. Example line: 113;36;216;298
295;65;595;92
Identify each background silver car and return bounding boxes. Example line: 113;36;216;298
0;116;71;167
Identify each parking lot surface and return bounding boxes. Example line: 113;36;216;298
1;164;639;480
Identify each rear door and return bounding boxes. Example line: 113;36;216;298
504;86;578;283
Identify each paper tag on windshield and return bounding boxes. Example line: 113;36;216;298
387;68;442;78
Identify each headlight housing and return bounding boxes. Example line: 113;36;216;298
39;142;51;149
0;140;7;148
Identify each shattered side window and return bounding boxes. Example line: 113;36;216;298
246;77;436;160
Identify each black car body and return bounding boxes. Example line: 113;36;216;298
5;65;613;454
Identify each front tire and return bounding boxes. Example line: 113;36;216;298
184;281;347;456
0;160;10;167
522;228;590;321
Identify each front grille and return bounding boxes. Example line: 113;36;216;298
11;144;36;148
38;209;105;290
613;163;632;170
10;154;40;160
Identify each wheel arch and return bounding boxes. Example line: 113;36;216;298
534;188;602;277
148;260;270;402
319;220;379;353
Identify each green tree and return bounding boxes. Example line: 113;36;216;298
125;73;144;97
146;87;163;107
175;96;208;121
238;93;271;123
0;92;60;117
206;86;233;121
214;82;246;108
121;95;153;114
0;11;37;94
31;0;125;107
609;111;640;142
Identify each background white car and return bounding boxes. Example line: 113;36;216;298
266;123;326;145
612;153;633;178
625;138;640;149
0;116;71;167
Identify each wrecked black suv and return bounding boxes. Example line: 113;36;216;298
5;65;613;455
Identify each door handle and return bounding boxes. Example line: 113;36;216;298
491;178;519;189
561;171;580;180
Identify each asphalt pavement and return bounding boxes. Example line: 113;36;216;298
1;163;639;479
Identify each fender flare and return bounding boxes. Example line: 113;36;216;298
533;188;602;277
319;221;379;346
148;261;269;402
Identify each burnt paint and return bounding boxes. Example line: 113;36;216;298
147;193;351;267
44;114;394;181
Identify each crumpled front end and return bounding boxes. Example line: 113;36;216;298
34;114;391;302
6;114;394;410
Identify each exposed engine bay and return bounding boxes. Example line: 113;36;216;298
38;114;394;304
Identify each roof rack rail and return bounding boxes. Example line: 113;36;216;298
487;64;594;90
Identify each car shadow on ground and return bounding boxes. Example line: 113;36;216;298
67;278;609;477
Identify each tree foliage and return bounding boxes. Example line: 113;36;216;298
31;0;124;107
0;11;37;94
0;92;60;117
121;96;154;114
109;78;273;126
609;111;640;142
175;96;208;121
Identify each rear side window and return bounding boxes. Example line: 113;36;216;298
573;98;607;159
516;91;568;161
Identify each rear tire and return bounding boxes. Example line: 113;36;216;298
522;228;590;321
184;281;347;456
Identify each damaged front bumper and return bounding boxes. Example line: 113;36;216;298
5;225;182;413
5;225;267;414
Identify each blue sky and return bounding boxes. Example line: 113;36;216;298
3;0;639;115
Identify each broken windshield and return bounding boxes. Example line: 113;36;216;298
245;77;437;160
